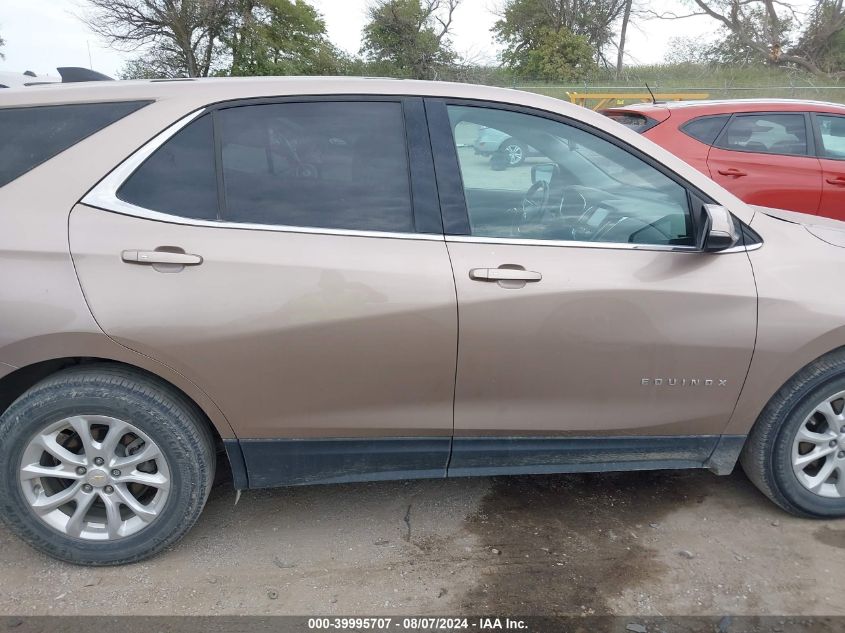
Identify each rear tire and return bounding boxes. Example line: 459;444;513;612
741;349;845;517
0;364;215;565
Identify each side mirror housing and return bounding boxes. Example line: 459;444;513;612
700;204;740;252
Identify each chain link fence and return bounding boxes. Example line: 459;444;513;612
514;83;845;106
504;67;845;105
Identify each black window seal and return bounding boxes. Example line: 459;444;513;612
424;96;718;243
403;97;443;234
712;111;814;158
211;110;226;222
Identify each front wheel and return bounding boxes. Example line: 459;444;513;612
0;364;215;565
500;139;526;166
742;350;845;517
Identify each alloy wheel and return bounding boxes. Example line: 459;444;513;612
792;391;845;498
504;143;524;165
18;415;170;540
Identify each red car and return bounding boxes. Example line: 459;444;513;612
602;99;845;220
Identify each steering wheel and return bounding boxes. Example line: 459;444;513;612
513;180;550;234
558;185;612;241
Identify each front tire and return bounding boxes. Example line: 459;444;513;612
741;349;845;517
0;364;215;565
500;138;526;166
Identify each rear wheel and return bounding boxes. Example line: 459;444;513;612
742;350;845;517
0;364;215;565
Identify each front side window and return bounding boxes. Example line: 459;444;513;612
716;113;808;156
448;105;694;247
0;101;150;188
816;115;845;159
218;101;413;232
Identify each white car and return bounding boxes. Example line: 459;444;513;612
0;67;111;89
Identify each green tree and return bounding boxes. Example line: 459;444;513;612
794;0;845;75
361;0;460;79
83;0;342;78
502;25;593;79
0;32;5;60
227;0;347;76
493;0;629;71
653;1;845;75
120;46;195;79
494;0;598;78
83;0;232;77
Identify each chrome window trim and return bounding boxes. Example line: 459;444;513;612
81;107;444;243
447;235;698;253
724;241;763;253
81;202;445;242
446;235;759;253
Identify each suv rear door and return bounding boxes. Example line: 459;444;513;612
707;112;822;214
70;97;457;487
812;113;845;220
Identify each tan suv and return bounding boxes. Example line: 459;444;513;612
2;78;845;566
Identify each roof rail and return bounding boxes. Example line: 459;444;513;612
56;67;114;83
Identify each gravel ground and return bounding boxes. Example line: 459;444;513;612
1;468;844;616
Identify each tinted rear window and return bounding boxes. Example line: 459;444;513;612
118;113;218;220
603;112;658;133
218;101;413;232
0;101;150;188
681;115;730;145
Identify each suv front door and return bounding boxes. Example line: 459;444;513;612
71;98;457;487
427;100;758;474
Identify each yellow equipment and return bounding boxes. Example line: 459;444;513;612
566;91;710;110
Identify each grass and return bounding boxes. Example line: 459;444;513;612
505;63;845;104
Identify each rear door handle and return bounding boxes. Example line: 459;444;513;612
122;250;203;265
717;168;747;177
827;176;845;186
470;268;542;282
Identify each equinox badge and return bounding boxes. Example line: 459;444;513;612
641;378;728;387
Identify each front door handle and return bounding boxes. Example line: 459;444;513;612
470;268;542;282
827;176;845;186
122;250;203;265
717;168;747;177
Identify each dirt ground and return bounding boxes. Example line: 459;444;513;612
1;467;844;617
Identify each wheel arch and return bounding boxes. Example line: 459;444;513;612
711;343;845;476
0;356;239;482
728;342;845;438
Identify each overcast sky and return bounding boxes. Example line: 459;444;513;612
0;0;812;79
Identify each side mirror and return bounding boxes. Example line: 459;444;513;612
700;204;740;252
